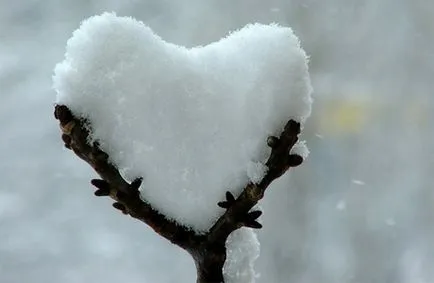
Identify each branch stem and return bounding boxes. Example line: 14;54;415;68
54;104;302;283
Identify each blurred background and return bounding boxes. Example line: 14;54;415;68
1;0;433;282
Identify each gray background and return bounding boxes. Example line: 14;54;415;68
1;0;433;282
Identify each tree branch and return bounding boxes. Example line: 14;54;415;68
54;104;303;283
207;120;302;245
54;105;202;250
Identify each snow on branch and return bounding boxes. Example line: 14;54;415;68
54;104;303;282
54;105;200;249
53;12;312;283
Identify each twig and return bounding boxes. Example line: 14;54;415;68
54;105;202;250
54;104;303;283
194;120;302;282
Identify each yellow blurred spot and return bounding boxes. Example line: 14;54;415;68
320;100;368;135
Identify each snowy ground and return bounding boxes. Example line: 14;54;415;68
1;1;434;283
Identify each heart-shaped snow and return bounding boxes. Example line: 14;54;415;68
53;13;312;232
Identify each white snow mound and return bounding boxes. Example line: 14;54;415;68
53;12;312;232
223;228;260;283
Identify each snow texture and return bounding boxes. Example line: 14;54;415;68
53;12;312;232
223;228;260;283
290;140;310;159
246;162;268;184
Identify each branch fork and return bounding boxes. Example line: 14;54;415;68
54;104;303;283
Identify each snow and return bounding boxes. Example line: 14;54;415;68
336;200;347;211
290;140;310;159
53;12;312;232
247;162;268;184
351;179;365;186
223;228;260;283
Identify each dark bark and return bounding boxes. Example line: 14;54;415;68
54;104;303;283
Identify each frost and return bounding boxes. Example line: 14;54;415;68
53;12;312;232
223;228;260;283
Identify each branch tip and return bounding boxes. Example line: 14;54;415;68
217;201;230;209
247;210;262;221
245;220;262;229
94;188;110;197
288;154;303;167
217;191;236;209
266;136;279;148
286;120;301;134
91;179;110;190
225;191;235;202
130;177;143;191
54;104;73;125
